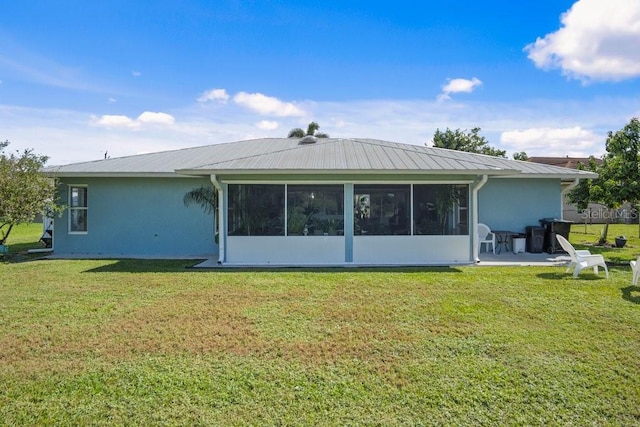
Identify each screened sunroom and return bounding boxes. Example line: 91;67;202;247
222;182;471;265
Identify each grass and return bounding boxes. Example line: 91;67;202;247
569;222;640;264
0;223;47;263
1;224;640;425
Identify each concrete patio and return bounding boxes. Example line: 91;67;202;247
476;251;571;266
192;251;571;268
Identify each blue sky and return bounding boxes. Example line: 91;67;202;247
2;0;640;164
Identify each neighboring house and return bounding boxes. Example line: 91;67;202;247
45;138;596;266
527;156;633;224
528;157;596;170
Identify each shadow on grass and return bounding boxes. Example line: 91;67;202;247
621;286;640;304
0;250;50;264
82;259;464;274
81;259;202;273
536;271;608;281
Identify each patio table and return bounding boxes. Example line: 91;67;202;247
492;230;519;254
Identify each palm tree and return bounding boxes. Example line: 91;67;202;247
184;186;219;242
183;186;217;214
287;121;329;138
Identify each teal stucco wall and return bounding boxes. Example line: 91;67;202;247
54;177;216;257
52;175;563;260
478;178;562;233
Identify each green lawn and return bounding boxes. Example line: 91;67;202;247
570;222;640;264
0;223;47;262
1;224;640;425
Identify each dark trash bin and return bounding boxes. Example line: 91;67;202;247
525;226;545;253
540;218;573;254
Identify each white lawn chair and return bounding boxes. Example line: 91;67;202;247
631;256;640;285
555;234;609;279
477;223;496;255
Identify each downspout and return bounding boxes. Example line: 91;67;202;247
210;174;224;264
560;178;580;220
472;175;489;263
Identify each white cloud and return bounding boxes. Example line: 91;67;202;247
500;126;603;156
93;114;136;128
132;70;142;77
91;111;175;129
198;88;230;104
438;77;482;101
108;97;116;104
233;91;305;117
137;111;175;125
525;0;640;82
5;94;634;165
256;120;279;130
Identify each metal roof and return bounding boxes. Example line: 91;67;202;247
44;138;598;179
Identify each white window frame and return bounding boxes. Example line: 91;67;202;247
68;185;88;234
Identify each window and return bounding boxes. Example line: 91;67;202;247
413;184;469;235
354;184;410;235
69;186;88;233
228;184;285;236
287;185;344;236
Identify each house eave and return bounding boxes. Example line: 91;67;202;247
44;169;593;181
43;172;186;178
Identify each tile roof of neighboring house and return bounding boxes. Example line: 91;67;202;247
528;156;601;169
45;138;598;180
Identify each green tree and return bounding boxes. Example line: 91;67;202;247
594;118;640;242
432;127;506;157
566;158;599;233
287;122;329;138
513;151;529;161
566;160;598;212
0;140;61;246
568;118;640;244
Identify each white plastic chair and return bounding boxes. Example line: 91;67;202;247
631;256;640;285
477;223;496;255
555;234;609;279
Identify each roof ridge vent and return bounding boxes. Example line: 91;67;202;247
299;135;318;144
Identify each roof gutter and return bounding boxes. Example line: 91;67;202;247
210;174;224;264
472;175;489;263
